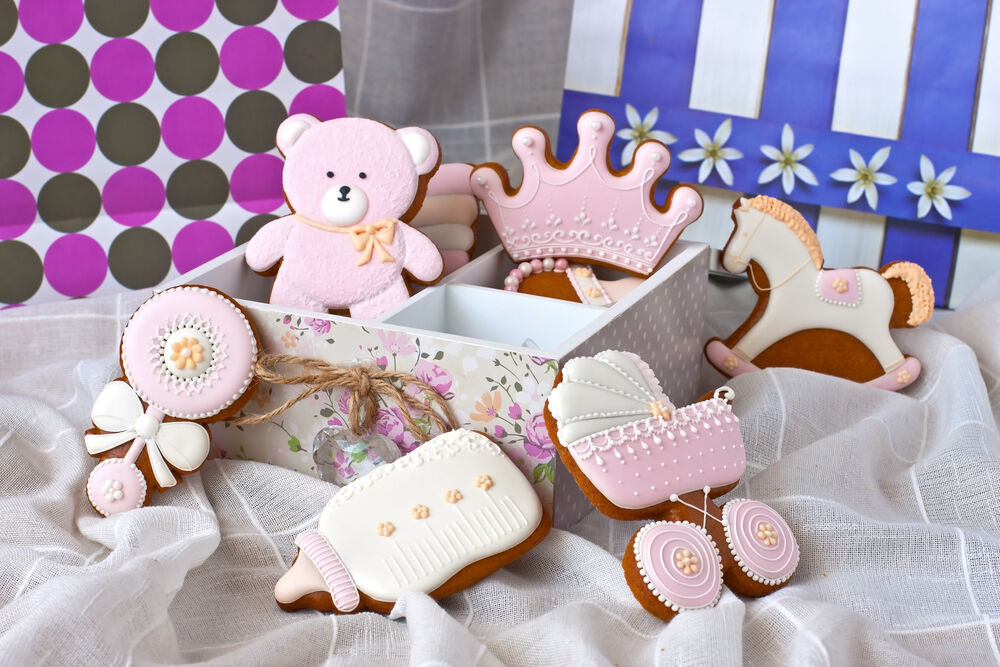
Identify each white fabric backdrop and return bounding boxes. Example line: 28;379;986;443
1;274;999;665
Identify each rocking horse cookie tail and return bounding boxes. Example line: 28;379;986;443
881;261;934;328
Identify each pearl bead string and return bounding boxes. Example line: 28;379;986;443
503;257;570;291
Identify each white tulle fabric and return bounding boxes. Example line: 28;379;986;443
1;275;999;665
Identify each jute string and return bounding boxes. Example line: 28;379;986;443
230;353;459;442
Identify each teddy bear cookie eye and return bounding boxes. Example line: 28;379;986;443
326;171;334;178
358;172;367;179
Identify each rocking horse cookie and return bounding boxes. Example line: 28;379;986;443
706;195;933;390
84;285;260;516
471;110;703;306
274;429;550;614
543;351;798;622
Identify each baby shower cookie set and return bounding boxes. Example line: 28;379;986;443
81;107;934;620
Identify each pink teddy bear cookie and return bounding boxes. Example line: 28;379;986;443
245;115;445;320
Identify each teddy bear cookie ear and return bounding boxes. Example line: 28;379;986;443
276;114;321;156
395;126;440;176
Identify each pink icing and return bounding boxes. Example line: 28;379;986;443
816;268;861;306
86;458;147;516
246;115;444;318
426;163;473;196
470;110;703;276
705;339;760;377
295;529;360;613
866;356;921;391
120;286;257;419
723;499;799;584
568;398;745;510
636;521;722;611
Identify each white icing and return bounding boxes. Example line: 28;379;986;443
316;429;543;603
724;204;905;370
162;327;214;380
547;351;674;445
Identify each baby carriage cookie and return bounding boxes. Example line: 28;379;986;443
84;285;260;516
544;351;798;622
245;115;444;320
471;110;703;306
275;429;550;614
706;195;933;390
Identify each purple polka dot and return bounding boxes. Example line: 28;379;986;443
44;234;107;297
102;167;165;226
0;54;24;112
150;0;213;31
32;109;95;172
162;97;224;159
172;220;233;273
281;0;337;20
91;39;155;102
230;154;284;213
19;0;85;43
0;181;37;240
220;27;283;90
289;84;346;122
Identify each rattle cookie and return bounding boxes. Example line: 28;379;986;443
544;351;798;622
471;109;703;305
706;195;933;390
274;429;550;614
245;115;444;320
84;285;260;516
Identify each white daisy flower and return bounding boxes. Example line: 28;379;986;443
758;123;818;195
905;154;971;220
676;118;743;186
830;146;897;210
616;104;676;166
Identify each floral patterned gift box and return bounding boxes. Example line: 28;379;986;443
171;242;708;527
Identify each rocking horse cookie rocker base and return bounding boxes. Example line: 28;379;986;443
706;195;933;391
543;351;798;622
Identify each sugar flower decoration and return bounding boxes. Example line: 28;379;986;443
616;104;676;166
830;146;897;210
758;123;817;195
906;155;971;220
677;118;743;186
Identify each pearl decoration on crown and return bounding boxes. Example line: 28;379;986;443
504;257;570;291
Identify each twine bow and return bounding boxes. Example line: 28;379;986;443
230;354;458;442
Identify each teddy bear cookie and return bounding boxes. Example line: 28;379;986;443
543;351;798;622
245;115;445;320
470;110;703;306
274;429;550;614
706;195;934;390
84;285;260;516
408;163;480;275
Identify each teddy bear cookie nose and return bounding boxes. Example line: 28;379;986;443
338;185;351;200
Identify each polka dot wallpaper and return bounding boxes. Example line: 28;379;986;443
0;0;345;305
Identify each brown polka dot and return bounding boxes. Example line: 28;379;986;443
0;241;43;304
38;173;102;233
236;213;278;246
0;0;16;46
0;116;30;178
167;160;229;219
216;0;276;25
25;44;90;108
97;103;160;165
108;227;171;289
284;21;342;84
85;0;149;37
225;90;286;153
156;32;218;96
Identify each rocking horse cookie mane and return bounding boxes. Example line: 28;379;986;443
706;195;933;390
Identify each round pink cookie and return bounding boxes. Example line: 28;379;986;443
86;458;147;517
121;286;258;419
722;499;799;585
633;520;723;613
